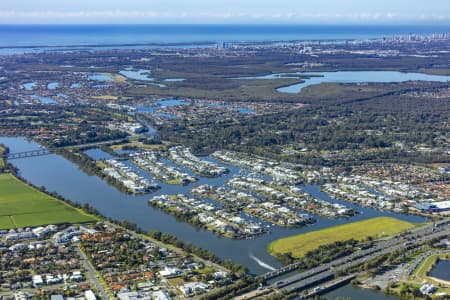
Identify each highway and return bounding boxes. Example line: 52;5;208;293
260;219;450;294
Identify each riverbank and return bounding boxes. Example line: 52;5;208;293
428;276;450;286
0;186;246;300
0;164;247;279
0;136;428;275
0;172;96;229
267;217;419;259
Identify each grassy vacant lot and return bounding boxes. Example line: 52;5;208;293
268;217;418;259
0;173;96;229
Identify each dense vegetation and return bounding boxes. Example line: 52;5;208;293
147;230;248;276
157;82;450;166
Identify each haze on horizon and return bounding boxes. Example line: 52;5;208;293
0;0;450;25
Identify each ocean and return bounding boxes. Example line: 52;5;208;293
0;24;449;48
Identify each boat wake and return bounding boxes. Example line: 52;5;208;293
249;252;276;271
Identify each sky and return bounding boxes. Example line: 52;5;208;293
0;0;450;24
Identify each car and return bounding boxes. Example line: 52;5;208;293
275;281;284;286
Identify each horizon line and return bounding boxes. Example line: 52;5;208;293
0;23;450;26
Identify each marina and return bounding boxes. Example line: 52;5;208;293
0;137;426;275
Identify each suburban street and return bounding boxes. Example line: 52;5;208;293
75;245;110;300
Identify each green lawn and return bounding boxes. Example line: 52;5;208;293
268;217;418;259
0;173;96;229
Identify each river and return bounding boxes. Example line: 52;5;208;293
3;136;421;299
235;71;450;94
0;137;425;277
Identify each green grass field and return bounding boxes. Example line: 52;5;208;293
0;216;14;228
0;173;96;229
268;217;418;259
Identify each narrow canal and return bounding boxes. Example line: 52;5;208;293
0;137;425;279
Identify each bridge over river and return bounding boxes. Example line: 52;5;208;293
2;138;127;160
238;219;450;299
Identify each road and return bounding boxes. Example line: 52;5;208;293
243;218;450;297
4;138;128;160
106;221;230;273
75;245;110;300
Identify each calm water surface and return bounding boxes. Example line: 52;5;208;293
88;74;113;81
0;137;425;276
428;259;450;281
47;82;59;90
324;284;399;300
23;82;36;91
0;25;448;48
119;69;154;81
237;71;450;93
31;95;57;104
0;25;448;56
277;71;450;93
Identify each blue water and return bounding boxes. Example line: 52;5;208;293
236;107;254;114
428;259;450;281
0;24;448;54
276;71;450;93
0;136;426;276
136;99;189;113
31;95;57;104
23;82;36;91
47;82;59;90
92;84;110;88
235;71;450;93
325;284;399;300
88;74;113;81
164;78;186;82
119;69;154;81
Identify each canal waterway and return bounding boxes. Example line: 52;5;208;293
0;137;426;277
